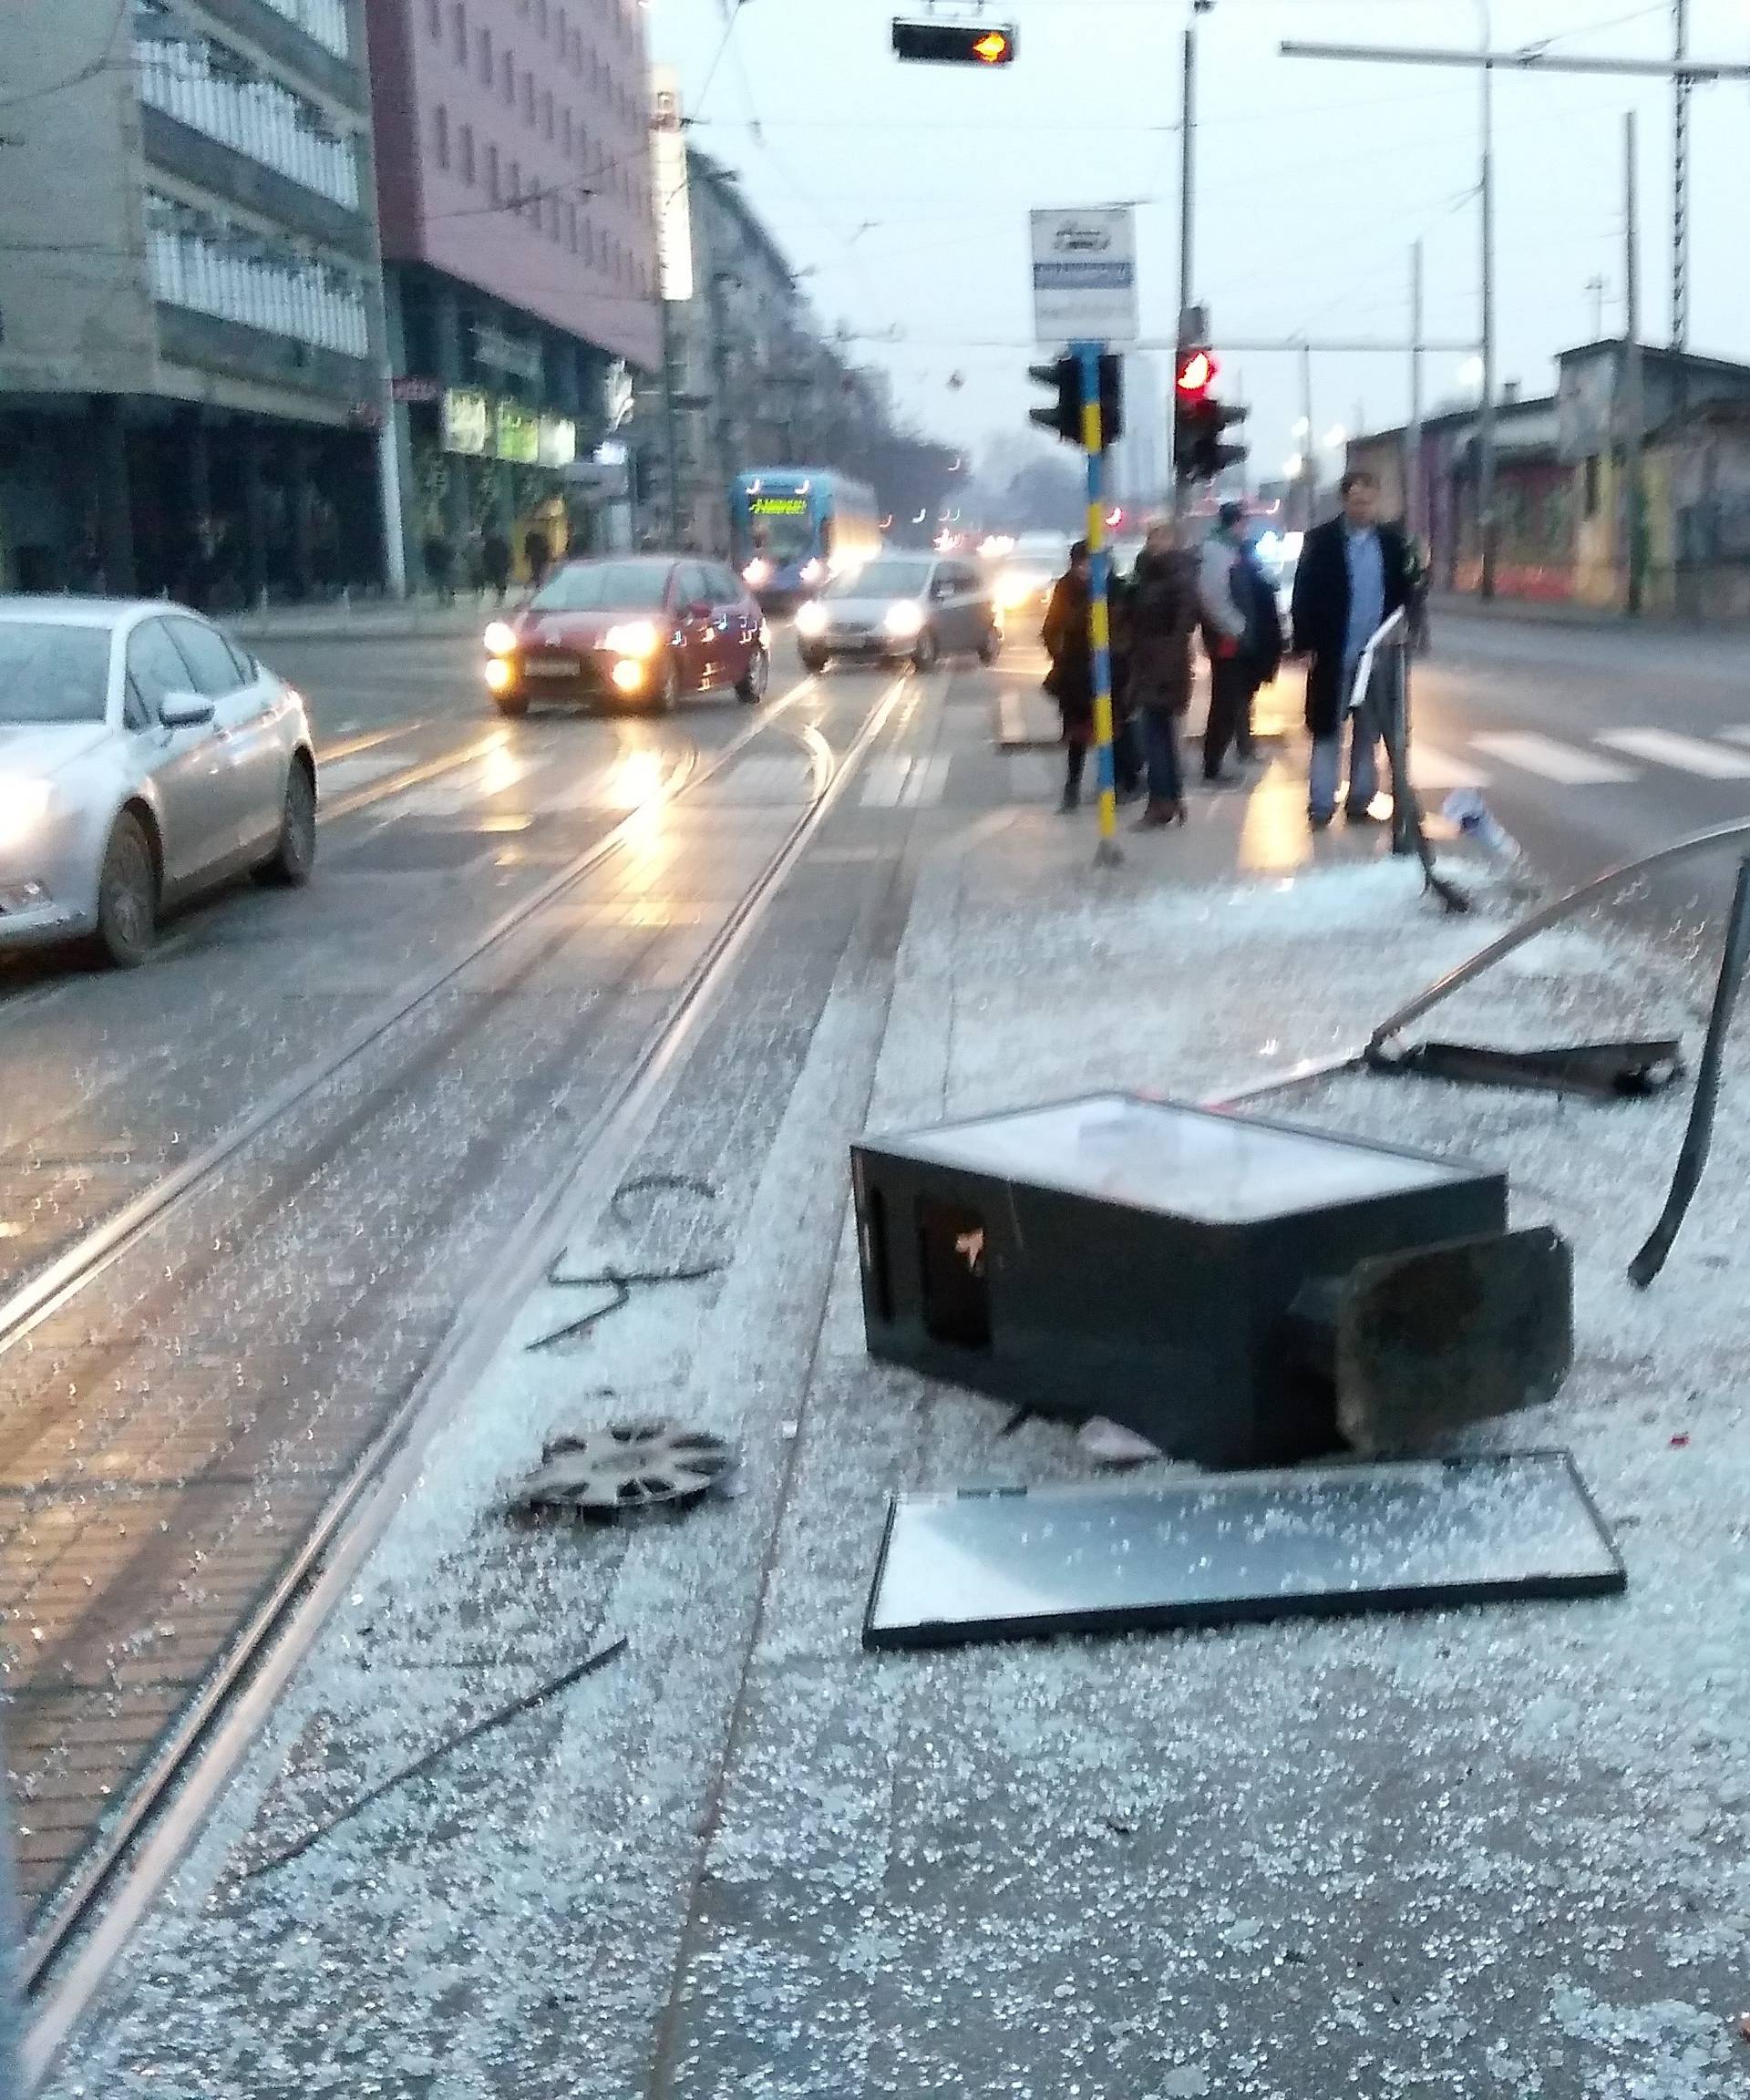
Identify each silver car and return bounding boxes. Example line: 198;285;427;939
794;554;1001;674
0;599;317;966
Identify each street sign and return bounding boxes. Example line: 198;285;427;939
1030;206;1138;349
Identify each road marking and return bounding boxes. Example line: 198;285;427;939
701;756;811;804
1598;727;1750;778
1406;740;1488;790
316;754;408;795
1716;726;1750;748
861;755;951;809
1471;732;1636;785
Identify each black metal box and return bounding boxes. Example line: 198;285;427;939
851;1093;1509;1467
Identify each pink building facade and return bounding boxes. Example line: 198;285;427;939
368;0;659;582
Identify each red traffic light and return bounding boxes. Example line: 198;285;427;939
1175;347;1218;400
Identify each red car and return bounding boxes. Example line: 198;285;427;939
483;555;770;715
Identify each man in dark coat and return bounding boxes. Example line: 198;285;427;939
479;521;512;605
1125;521;1198;828
1290;468;1411;829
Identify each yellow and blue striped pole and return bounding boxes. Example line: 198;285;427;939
1076;342;1122;865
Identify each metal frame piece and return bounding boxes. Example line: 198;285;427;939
1629;853;1750;1287
1367;1036;1684;1099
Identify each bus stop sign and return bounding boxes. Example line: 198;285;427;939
1031;207;1139;349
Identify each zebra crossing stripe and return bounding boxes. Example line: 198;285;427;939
1405;740;1488;790
1470;732;1635;786
1598;728;1750;779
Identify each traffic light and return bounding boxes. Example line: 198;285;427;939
891;20;1017;65
1173;344;1248;483
1029;355;1078;443
1028;353;1123;448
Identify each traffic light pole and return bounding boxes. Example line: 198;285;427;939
1171;24;1197;523
1077;341;1123;868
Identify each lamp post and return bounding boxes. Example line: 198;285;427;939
1477;0;1498;600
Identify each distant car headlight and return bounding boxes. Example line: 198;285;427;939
799;558;826;585
0;776;52;850
484;620;518;657
795;602;829;638
602;621;660;658
484;658;516;695
995;571;1038;612
882;601;924;638
743;558;773;587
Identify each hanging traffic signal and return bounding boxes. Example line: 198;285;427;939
1029;355;1079;444
892;20;1018;65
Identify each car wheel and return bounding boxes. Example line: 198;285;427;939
911;629;939;674
650;654;680;713
492;692;529;719
254;761;317;888
799;645;829;676
93;812;158;969
978;623;1003;666
736;643;769;705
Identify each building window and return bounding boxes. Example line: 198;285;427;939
478;26;491;83
459;120;476;184
146;190;370;356
451;1;466;63
427;0;441;39
433;104;449;169
536;0;548;31
133;24;362;211
487;141;500;204
567;199;577;250
522;70;535;122
509;157;522;213
563;108;573;155
557;5;567;47
1584;455;1601;520
501;50;514;101
542;88;553;139
250;0;349;59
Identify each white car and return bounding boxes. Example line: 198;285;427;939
0;599;317;966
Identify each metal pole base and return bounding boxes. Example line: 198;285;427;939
1094;836;1125;869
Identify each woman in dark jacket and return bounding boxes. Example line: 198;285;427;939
1042;541;1142;813
1126;522;1198;828
1042;541;1096;812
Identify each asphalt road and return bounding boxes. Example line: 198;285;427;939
1405;607;1750;943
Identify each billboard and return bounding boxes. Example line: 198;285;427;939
442;388;490;456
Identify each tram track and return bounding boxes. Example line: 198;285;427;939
13;666;909;2054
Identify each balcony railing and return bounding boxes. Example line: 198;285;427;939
146;191;371;358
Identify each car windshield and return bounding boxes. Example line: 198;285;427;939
827;558;933;599
0;622;112;724
531;561;673;612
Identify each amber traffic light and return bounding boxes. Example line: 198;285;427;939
891;20;1018;65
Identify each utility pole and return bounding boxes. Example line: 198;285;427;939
1673;0;1690;351
1625;108;1646;617
1171;20;1197;520
659;292;684;544
1477;7;1498;600
1299;339;1314;530
1407;240;1425;543
1586;273;1606;338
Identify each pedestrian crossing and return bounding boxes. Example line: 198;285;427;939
1407;724;1750;792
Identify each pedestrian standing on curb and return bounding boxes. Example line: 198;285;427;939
480;521;512;606
1126;520;1198;829
524;525;552;592
423;529;455;605
1197;501;1259;785
1230;528;1284;762
1290;469;1412;831
1042;540;1096;812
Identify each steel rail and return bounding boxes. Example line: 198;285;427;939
19;669;908;2064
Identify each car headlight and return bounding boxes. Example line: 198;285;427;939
610;659;646;694
800;558;826;585
795;602;829;638
484;620;518;657
882;601;924;638
602;621;660;658
0;776;51;850
485;657;516;695
743;558;773;587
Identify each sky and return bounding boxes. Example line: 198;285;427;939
645;0;1750;493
